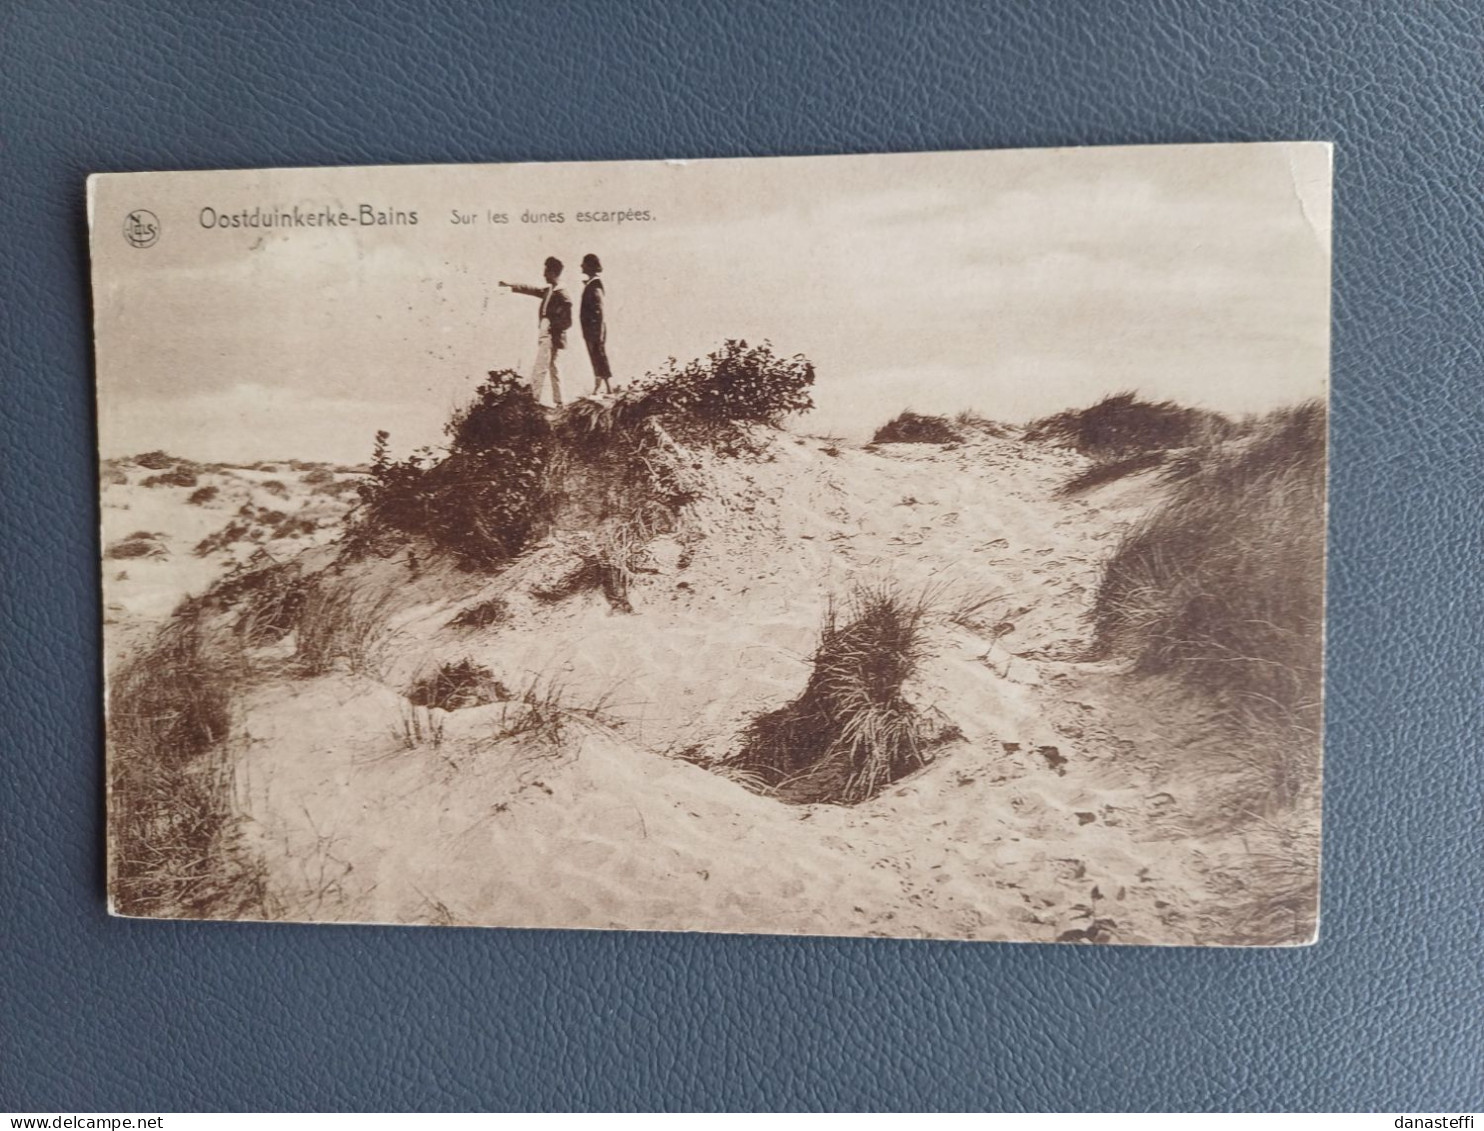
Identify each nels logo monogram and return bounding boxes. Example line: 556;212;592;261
123;209;159;248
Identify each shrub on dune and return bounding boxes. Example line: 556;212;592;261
626;338;815;428
355;341;815;569
354;371;555;565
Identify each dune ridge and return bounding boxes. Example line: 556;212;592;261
103;395;1322;946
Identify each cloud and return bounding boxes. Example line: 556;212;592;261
95;143;1330;460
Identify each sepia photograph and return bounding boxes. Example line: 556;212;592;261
89;141;1331;945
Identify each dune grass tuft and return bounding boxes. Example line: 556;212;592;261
952;409;1013;438
732;585;933;804
108;610;265;919
492;677;619;753
106;533;169;559
872;411;963;445
1093;400;1327;743
1028;391;1235;462
294;576;400;677
1057;449;1169;496
406;659;508;711
206;561;312;646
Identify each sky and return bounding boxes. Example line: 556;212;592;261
90;142;1331;464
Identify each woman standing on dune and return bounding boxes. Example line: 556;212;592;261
579;253;614;395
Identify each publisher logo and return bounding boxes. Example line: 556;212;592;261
123;209;160;248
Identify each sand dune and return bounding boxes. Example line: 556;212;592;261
121;422;1319;945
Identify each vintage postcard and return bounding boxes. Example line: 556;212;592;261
90;142;1331;944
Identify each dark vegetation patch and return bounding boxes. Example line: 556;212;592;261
273;515;318;539
130;451;208;486
448;595;510;630
101;464;129;486
407;659;510;710
621;338;814;430
142;467;200;489
730;585;941;805
354;339;814;569
261;479;289;498
187;485;220;505
196;520;259;557
109;610;265;919
205;561;312;646
872;411;963;445
195;504;319;556
1027;391;1236;462
1037;744;1067;774
353;371;554;566
1093;400;1327;760
301;467;336;486
106;531;169;559
953;409;1014;438
1056;449;1168;496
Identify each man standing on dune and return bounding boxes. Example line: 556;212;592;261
500;256;572;407
580;253;614;395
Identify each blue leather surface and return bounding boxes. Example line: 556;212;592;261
4;0;1482;1112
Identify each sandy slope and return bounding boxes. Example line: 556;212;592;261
206;425;1317;945
101;461;358;632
